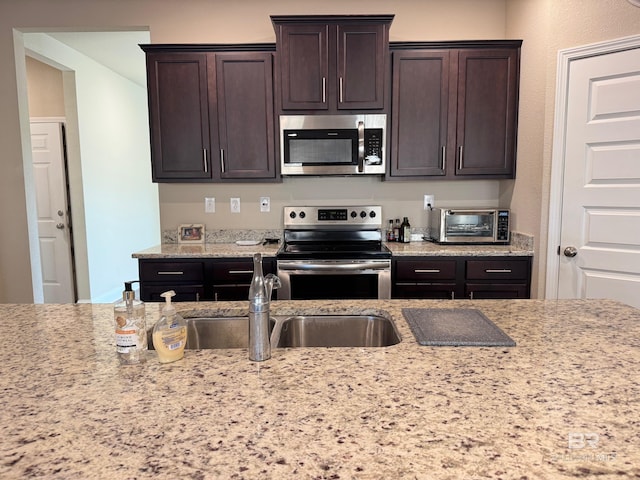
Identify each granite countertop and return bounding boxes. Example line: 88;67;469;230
132;241;533;259
2;299;639;479
132;242;282;259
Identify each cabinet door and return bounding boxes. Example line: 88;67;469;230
337;23;387;110
211;53;276;179
455;49;519;177
390;50;450;176
145;53;212;181
277;24;329;110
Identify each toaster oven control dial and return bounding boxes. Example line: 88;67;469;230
351;210;357;218
360;210;367;218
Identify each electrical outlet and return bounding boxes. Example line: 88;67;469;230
205;197;215;213
230;197;241;213
424;194;435;210
260;196;270;213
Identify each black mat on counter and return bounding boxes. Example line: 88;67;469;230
401;308;516;347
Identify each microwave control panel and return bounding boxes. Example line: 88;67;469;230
364;129;383;164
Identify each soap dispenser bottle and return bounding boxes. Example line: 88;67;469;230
152;290;187;363
114;280;147;364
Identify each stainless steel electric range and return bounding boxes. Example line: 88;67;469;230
276;205;391;300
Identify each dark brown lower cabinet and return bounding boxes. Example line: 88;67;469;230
392;256;531;300
138;257;275;302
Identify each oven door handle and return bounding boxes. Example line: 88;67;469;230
278;261;390;272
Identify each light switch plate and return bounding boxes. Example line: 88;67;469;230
230;197;241;213
205;197;215;213
424;194;435;210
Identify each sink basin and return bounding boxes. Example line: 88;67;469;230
148;316;274;350
147;314;400;350
273;314;401;348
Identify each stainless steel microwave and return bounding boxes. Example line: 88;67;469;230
429;208;510;244
279;114;386;176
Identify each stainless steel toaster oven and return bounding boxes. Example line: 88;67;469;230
429;208;510;244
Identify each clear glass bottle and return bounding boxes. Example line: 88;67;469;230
114;280;147;364
249;253;270;361
387;219;394;242
393;218;400;242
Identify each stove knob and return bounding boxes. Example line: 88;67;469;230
369;210;376;218
299;211;306;219
289;211;296;219
360;210;367;218
350;211;357;218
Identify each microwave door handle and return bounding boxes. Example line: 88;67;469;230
357;121;365;173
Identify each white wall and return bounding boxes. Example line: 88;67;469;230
23;33;160;303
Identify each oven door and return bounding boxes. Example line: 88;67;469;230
277;259;391;300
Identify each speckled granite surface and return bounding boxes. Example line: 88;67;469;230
133;238;532;259
1;299;638;479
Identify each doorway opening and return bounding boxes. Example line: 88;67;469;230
16;29;161;303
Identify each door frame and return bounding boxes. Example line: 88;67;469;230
545;34;640;298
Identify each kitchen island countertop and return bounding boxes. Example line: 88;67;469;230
2;299;638;479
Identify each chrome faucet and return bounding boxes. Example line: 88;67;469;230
248;253;280;361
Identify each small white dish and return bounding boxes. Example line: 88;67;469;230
235;240;261;246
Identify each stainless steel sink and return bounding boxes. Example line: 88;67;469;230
273;314;401;348
148;316;274;350
148;314;400;350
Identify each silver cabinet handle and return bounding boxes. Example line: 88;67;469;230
451;291;455;300
220;149;225;173
357;121;365;173
485;269;512;273
441;146;446;171
322;77;326;103
229;270;253;275
196;292;200;302
458;145;464;170
339;77;343;103
415;269;440;273
157;271;184;275
203;149;208;173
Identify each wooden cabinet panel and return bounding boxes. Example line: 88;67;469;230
211;53;276;179
277;23;329;110
139;257;276;302
390;50;450;176
388;41;521;180
142;45;277;183
337;23;387;110
272;16;392;113
455;49;519;177
392;255;531;300
466;259;529;280
145;53;211;181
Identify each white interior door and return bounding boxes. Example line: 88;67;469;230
553;44;640;308
30;121;76;303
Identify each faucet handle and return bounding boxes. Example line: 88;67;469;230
264;274;281;300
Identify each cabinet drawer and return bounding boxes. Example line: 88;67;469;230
212;260;255;284
395;259;457;281
466;259;528;280
140;261;204;282
466;283;529;299
394;283;457;300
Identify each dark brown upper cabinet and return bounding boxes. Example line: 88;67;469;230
389;41;521;180
142;45;278;182
271;15;394;113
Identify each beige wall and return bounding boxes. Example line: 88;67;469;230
2;0;640;302
25;56;65;117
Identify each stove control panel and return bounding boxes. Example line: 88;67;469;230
284;206;382;228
